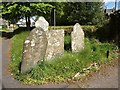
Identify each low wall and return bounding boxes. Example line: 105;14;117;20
45;30;64;60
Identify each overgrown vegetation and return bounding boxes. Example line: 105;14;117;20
10;29;118;85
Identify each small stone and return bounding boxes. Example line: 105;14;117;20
74;72;80;78
25;40;30;44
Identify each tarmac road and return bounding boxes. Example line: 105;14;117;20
1;38;119;89
80;59;118;88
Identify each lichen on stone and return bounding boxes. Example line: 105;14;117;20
23;50;27;53
25;40;30;44
31;40;35;47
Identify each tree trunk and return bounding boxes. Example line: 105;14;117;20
25;15;31;30
28;16;30;30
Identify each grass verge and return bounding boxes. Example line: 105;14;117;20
10;30;118;85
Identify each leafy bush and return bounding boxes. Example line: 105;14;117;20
49;26;96;32
82;26;96;32
49;26;73;30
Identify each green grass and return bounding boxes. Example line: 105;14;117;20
10;31;30;75
0;28;10;32
0;26;19;32
10;30;118;85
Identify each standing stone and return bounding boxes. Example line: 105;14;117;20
21;27;48;73
45;30;64;60
35;16;49;31
71;23;84;52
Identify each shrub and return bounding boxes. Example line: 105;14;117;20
82;26;96;32
49;26;96;32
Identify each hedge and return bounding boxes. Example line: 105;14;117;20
49;25;96;32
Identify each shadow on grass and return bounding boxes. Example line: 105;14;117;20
1;27;35;39
64;30;72;51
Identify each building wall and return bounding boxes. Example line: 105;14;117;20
118;1;120;10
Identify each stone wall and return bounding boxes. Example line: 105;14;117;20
71;23;84;52
21;27;48;73
21;28;64;73
45;30;64;60
21;18;84;73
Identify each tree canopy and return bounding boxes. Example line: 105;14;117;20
58;2;105;25
1;2;105;29
2;2;53;29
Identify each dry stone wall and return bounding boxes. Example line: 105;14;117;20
35;16;49;31
21;29;64;73
71;23;84;52
21;27;48;73
21;16;84;73
45;30;64;60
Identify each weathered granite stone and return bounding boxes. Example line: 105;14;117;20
21;27;48;73
35;16;49;31
45;30;64;60
71;23;84;52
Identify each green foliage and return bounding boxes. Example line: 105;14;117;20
30;3;53;16
49;25;96;33
2;3;21;23
109;10;120;46
94;10;120;45
2;2;105;26
0;27;9;32
64;34;71;45
59;2;105;26
10;29;118;85
2;2;53;28
82;26;96;32
49;26;73;30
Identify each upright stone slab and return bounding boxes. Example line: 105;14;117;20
21;27;48;73
35;16;49;31
45;30;64;60
71;23;84;52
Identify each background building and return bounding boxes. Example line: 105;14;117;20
118;1;120;10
